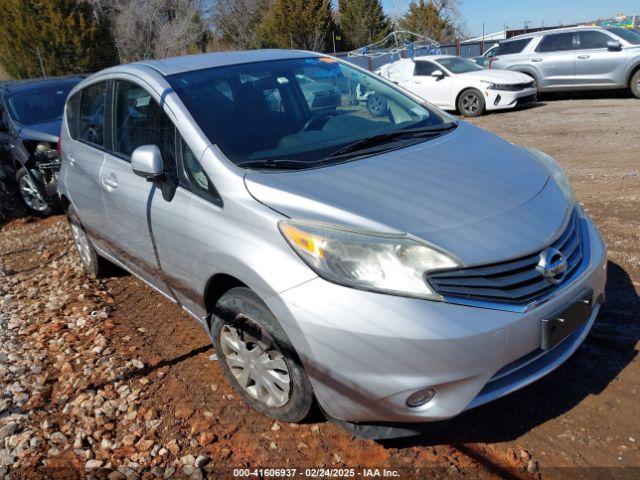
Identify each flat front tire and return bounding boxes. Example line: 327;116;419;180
457;88;485;117
631;70;640;99
211;287;314;423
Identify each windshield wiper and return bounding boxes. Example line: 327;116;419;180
328;122;457;159
236;158;315;170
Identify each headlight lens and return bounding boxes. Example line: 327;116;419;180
279;220;458;299
523;147;575;204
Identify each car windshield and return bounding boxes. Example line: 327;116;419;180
435;57;483;74
608;28;640;45
6;81;77;126
167;57;454;169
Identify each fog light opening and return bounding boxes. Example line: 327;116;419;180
406;388;436;408
494;94;501;106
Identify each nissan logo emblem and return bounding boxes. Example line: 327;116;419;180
537;247;568;285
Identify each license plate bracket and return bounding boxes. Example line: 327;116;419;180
541;291;593;350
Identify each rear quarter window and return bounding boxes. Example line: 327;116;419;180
66;93;79;139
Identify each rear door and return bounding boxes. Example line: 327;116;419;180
575;30;627;87
64;81;108;239
99;78;175;294
531;32;577;88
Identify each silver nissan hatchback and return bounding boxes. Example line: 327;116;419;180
59;50;607;437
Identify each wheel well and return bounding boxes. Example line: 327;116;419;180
204;274;248;314
59;194;71;212
627;64;640;87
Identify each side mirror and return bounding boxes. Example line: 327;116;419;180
131;145;165;180
607;40;622;50
431;70;445;79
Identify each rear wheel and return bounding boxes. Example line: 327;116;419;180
457;88;485;117
67;207;109;278
631;70;640;99
16;167;52;216
211;287;314;423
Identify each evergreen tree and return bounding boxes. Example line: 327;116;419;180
260;0;334;51
399;0;455;42
0;0;117;78
338;0;391;50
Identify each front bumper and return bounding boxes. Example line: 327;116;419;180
265;216;607;423
485;87;538;111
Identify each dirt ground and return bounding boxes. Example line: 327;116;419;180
0;93;639;480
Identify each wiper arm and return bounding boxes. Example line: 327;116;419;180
236;158;313;170
328;123;457;159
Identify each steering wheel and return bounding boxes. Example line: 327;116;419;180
301;110;341;132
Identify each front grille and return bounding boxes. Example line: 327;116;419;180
497;81;535;91
516;94;537;106
427;209;585;305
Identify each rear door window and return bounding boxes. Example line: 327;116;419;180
79;82;107;146
112;80;176;172
577;31;612;49
494;38;532;55
536;33;576;52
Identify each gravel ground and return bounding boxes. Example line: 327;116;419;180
0;94;639;479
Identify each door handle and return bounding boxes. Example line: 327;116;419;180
101;173;118;189
577;54;590;59
531;58;543;62
67;154;76;165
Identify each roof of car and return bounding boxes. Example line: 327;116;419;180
1;76;84;95
136;49;322;76
412;55;457;61
505;25;610;42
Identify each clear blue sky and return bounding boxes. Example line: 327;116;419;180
381;0;639;36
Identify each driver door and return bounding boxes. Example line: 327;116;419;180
403;60;452;108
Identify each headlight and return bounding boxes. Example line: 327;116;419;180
523;147;575;204
279;220;458;299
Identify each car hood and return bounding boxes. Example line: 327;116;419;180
459;69;534;84
18;119;61;143
245;122;571;265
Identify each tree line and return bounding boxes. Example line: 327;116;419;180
0;0;461;79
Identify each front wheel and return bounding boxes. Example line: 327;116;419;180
457;89;485;117
366;93;388;117
211;287;314;423
630;70;640;99
16;168;52;216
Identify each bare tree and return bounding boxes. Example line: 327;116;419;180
212;0;270;50
111;0;208;62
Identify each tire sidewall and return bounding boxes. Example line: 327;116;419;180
211;287;314;423
458;88;485;117
631;71;640;99
66;207;101;277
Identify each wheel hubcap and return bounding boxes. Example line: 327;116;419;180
462;94;480;114
19;175;48;212
220;317;291;408
70;222;92;267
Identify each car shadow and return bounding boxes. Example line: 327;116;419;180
381;260;639;448
539;89;633;101
0;185;31;228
